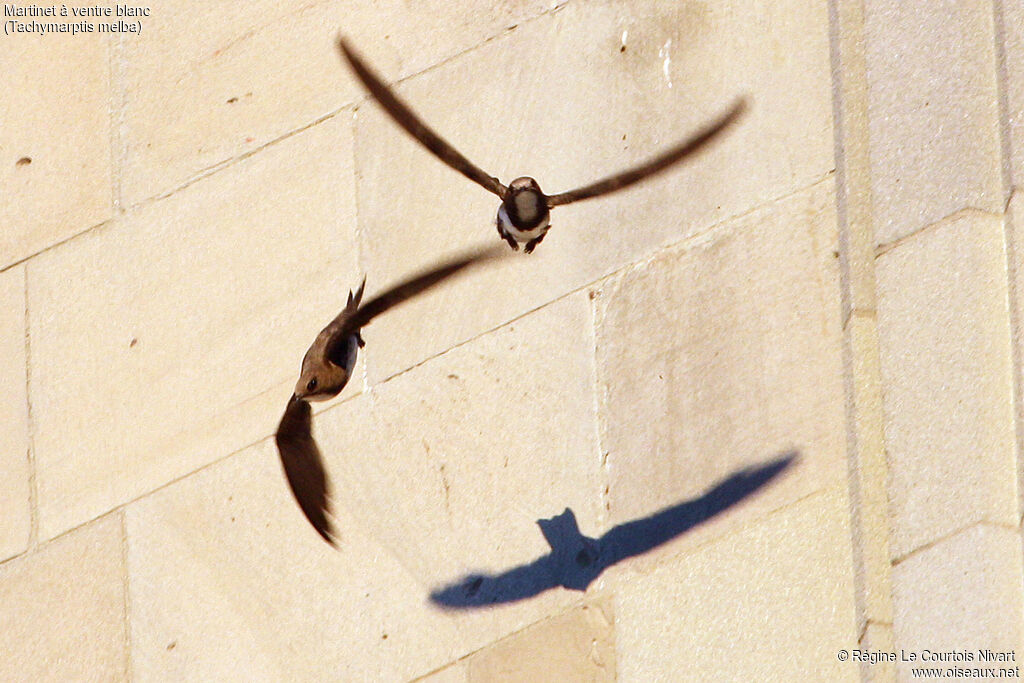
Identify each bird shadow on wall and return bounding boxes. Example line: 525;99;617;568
429;451;798;609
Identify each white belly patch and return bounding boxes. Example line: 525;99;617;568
497;204;550;243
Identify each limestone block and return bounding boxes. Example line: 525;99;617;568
464;599;615;682
844;313;894;626
28;114;360;541
892;525;1024;679
0;514;126;682
419;664;468;682
0;266;30;561
1011;193;1024;522
864;0;1003;244
876;211;1017;558
119;0;557;204
999;0;1024;190
614;486;859;682
127;437;457;682
594;180;844;561
0;18;111;268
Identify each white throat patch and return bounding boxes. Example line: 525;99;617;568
514;191;542;222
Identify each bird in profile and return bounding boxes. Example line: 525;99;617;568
275;244;506;545
338;37;747;253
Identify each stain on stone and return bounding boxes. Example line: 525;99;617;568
16;156;31;167
440;462;452;514
166;640;177;651
129;337;138;348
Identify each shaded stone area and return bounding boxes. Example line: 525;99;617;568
431;453;796;608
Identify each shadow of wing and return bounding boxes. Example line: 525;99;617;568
429;555;561;608
600;452;796;564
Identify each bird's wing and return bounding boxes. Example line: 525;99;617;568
546;98;748;207
325;244;505;361
275;397;336;546
338;37;507;199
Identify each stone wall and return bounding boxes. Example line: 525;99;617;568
0;0;1021;680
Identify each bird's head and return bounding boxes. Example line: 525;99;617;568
507;176;544;196
293;349;350;402
503;177;548;225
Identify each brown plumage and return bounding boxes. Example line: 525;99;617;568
275;397;335;544
276;244;506;545
338;37;747;253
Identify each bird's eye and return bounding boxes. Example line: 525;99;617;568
306;378;318;392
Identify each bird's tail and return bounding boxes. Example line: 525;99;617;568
347;277;366;311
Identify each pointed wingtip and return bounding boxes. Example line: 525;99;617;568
336;34;351;56
336;35;365;74
316;521;340;547
336;35;359;70
728;96;750;123
700;95;749;138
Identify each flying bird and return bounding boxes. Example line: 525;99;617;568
338;37;747;253
276;244;506;545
